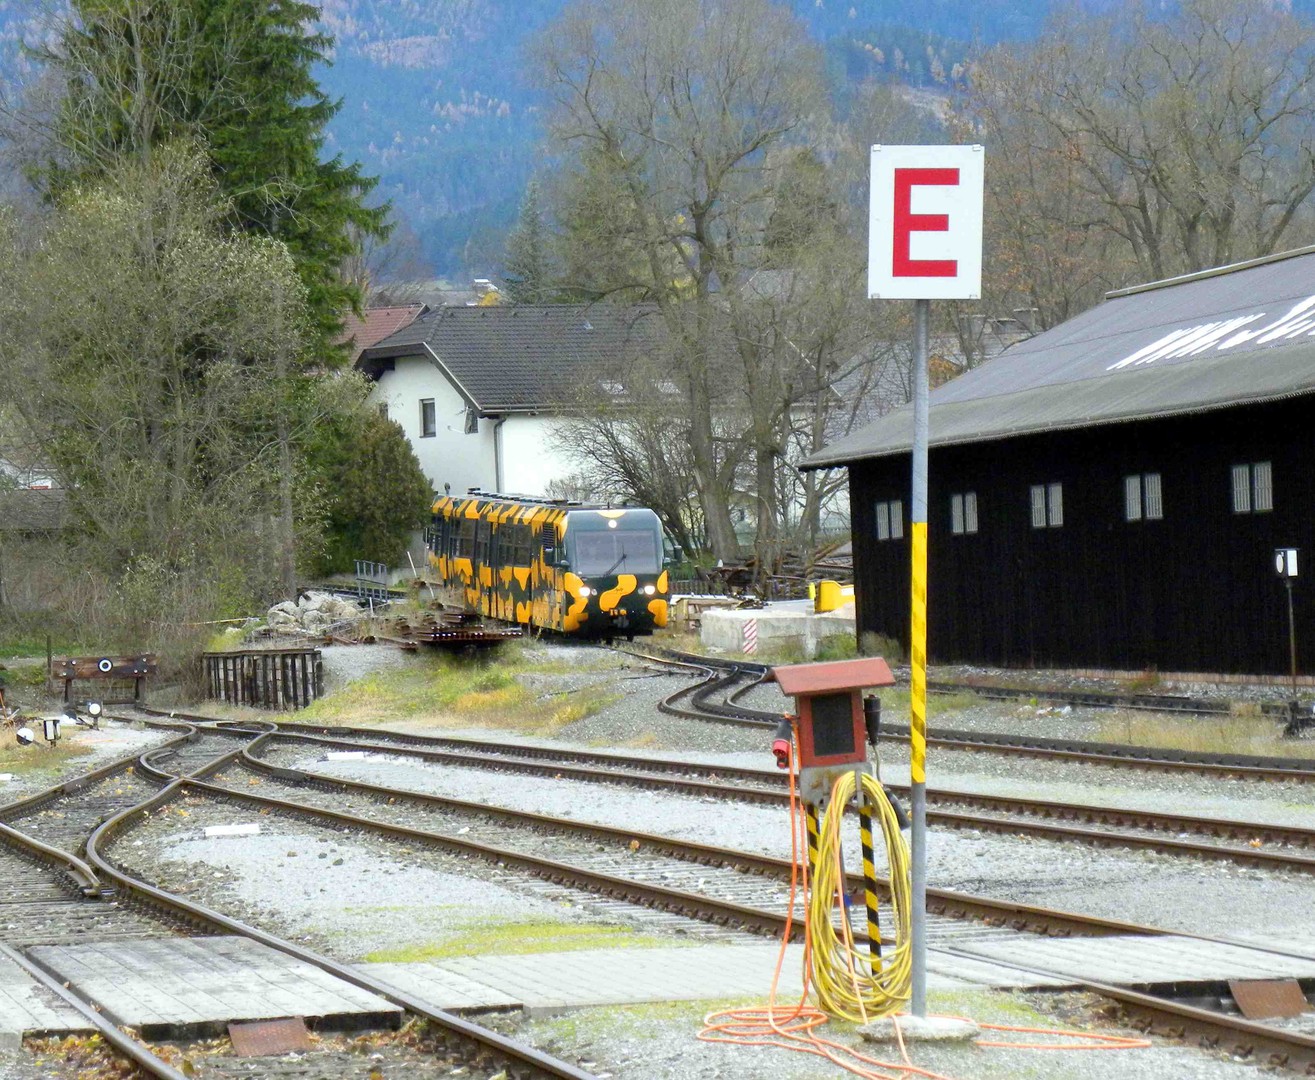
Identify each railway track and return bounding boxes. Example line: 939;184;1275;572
172;727;1315;1077
221;723;1315;879
100;704;1315;1073
624;646;1315;783
0;720;597;1080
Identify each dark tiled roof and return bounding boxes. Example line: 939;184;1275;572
336;304;428;362
0;488;68;532
358;304;662;412
803;246;1315;469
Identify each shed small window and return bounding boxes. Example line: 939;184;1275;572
1124;473;1162;521
951;492;978;535
1032;483;1063;528
420;398;436;438
875;499;903;542
1232;462;1273;514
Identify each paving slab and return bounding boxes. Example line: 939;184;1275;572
955;934;1315;988
359;943;992;1014
0;953;91;1042
29;937;402;1039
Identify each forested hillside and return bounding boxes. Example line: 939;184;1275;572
3;0;1305;276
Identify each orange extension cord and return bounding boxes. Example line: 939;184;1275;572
697;738;1151;1079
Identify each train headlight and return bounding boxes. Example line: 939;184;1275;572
643;584;656;596
578;586;592;597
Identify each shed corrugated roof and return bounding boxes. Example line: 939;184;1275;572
357;304;662;413
801;247;1315;468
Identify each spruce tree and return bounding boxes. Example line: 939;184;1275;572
42;0;388;359
502;177;552;303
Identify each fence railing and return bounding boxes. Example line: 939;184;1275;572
203;648;323;710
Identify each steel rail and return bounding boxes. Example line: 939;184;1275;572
246;738;1315;1073
940;946;1315;1076
237;733;1170;940
0;944;190;1080
261;728;1315;875
84;773;600;1080
618;648;1315;782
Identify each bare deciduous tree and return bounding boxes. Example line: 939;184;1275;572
963;0;1315;314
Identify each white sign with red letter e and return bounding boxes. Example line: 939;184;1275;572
868;144;984;300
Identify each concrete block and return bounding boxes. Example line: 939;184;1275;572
859;1015;980;1043
700;600;856;660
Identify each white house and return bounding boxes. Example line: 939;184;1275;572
355;304;660;498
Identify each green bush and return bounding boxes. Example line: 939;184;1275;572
815;633;859;661
860;631;905;663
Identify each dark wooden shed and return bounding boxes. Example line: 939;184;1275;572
802;248;1315;676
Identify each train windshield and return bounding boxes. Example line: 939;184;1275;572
571;529;661;576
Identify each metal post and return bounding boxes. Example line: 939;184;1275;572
1287;576;1298;720
909;297;930;1017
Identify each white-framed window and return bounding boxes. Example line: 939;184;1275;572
1124;473;1162;521
875;499;904;541
420;399;436;438
1031;483;1063;528
1232;461;1273;513
951;492;978;535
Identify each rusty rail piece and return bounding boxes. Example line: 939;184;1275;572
622;645;1315;782
244;724;1315;878
230;736;1315;1073
80;760;599;1079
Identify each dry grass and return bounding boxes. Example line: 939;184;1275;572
0;738;93;776
1095;711;1315;758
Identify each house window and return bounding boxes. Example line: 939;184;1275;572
1232;462;1273;513
420;399;436;438
950;492;978;535
1031;483;1063;528
1124;473;1162;521
875;499;904;541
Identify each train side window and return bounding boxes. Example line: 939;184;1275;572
475;521;491;565
457;518;475;558
516;525;533;565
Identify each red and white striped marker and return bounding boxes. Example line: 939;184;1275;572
742;619;758;655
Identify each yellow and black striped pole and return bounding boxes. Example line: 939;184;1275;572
804;802;822;879
858;795;883;974
909;296;930;1016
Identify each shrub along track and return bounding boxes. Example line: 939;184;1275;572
626;646;1315;783
0;718;597;1080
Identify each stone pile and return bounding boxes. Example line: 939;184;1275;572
265;591;363;635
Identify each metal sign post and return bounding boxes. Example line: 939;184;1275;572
869;144;984;1017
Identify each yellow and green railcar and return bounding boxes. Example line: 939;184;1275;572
428;492;670;638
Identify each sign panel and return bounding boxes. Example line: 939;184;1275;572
868;145;984;300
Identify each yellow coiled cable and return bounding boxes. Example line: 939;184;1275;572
807;769;912;1023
